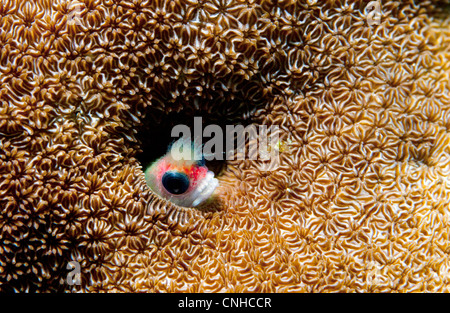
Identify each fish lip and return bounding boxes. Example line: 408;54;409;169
191;171;218;207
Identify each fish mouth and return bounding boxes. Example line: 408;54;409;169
190;171;219;207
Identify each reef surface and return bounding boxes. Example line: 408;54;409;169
1;0;450;292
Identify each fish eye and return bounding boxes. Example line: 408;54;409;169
161;171;190;195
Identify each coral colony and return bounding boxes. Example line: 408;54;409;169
1;0;450;292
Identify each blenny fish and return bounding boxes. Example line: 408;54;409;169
144;138;219;207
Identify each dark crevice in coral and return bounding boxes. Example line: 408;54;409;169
134;81;272;176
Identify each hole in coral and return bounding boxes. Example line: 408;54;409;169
135;92;267;176
430;0;450;20
135;109;237;176
132;77;273;211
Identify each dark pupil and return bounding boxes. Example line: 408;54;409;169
161;171;190;195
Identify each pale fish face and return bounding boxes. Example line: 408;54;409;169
144;138;219;208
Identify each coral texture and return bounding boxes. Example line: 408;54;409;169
1;0;450;292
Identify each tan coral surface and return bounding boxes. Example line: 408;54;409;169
1;0;450;292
